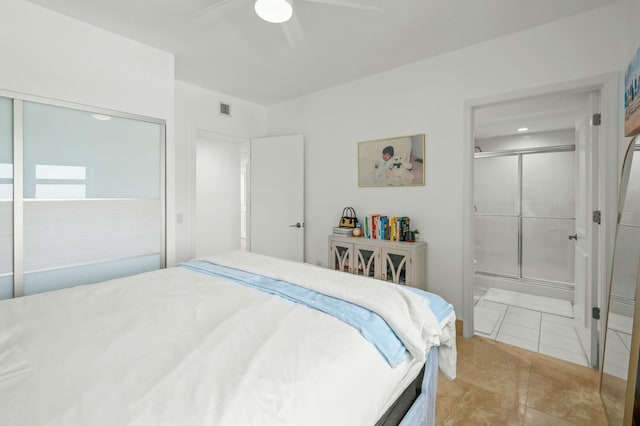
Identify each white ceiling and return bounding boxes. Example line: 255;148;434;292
23;0;618;105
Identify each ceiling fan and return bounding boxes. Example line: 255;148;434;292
191;0;383;26
190;0;383;49
255;0;382;23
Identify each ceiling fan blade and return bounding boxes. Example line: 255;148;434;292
281;13;306;50
302;0;383;12
189;0;234;26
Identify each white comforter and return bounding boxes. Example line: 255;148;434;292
204;251;453;369
0;252;455;426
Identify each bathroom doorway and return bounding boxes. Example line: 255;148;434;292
464;76;619;369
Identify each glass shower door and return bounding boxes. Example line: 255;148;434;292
521;151;575;284
474;155;520;277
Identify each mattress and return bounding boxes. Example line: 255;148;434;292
376;365;425;426
0;251;455;426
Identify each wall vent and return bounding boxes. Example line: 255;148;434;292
219;102;231;117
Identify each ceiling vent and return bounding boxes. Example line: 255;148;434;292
219;102;231;117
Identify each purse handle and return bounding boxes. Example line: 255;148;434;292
342;207;356;219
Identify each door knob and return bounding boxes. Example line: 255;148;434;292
289;222;302;228
568;234;578;240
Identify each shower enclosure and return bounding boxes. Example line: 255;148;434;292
474;140;577;300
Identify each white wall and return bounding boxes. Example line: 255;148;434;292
265;3;627;316
0;0;176;263
0;1;174;119
175;81;267;262
626;0;640;58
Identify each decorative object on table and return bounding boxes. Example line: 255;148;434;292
352;227;362;237
333;227;353;235
338;207;358;228
358;134;425;187
625;46;640;137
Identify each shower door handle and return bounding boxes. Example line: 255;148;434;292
568;234;578;240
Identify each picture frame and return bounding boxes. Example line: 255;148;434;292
357;134;425;187
625;46;640;137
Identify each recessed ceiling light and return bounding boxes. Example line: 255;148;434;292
92;114;112;121
517;127;529;132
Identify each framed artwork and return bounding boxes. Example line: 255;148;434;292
625;46;640;137
358;134;425;187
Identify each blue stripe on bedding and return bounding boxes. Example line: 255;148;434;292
179;260;409;366
404;287;454;324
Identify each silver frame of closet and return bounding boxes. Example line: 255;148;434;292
2;90;166;298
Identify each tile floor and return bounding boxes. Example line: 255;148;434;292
436;334;608;425
474;293;588;367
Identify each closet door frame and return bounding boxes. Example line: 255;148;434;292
3;90;166;298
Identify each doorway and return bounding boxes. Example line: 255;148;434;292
192;130;249;258
473;125;590;365
191;131;305;263
463;74;619;370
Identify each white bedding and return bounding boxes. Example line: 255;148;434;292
203;251;446;365
0;252;454;426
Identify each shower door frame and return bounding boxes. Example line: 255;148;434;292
474;144;577;291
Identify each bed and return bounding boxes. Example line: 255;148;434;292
0;251;456;426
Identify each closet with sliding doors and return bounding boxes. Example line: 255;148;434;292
0;94;165;300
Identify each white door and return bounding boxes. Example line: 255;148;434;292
573;91;600;367
250;134;304;261
194;137;242;257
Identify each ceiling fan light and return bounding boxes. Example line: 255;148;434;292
254;0;292;23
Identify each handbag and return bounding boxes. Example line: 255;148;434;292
339;207;358;228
